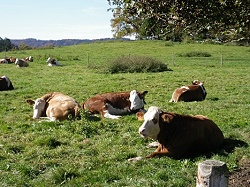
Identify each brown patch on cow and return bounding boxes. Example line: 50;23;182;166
150;112;224;159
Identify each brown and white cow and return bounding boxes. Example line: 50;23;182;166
129;106;224;161
46;57;60;66
0;75;14;91
15;58;29;67
82;90;148;119
23;56;33;62
169;80;207;102
0;57;16;64
26;92;81;121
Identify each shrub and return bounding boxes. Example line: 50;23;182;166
178;51;211;57
105;55;170;73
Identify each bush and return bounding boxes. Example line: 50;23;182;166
105;55;170;73
178;51;211;57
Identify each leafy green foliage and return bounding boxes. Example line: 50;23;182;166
104;55;170;73
108;0;250;42
178;51;212;57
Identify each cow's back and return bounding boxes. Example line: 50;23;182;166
83;91;130;112
46;92;80;120
158;113;224;158
0;76;14;91
179;86;204;102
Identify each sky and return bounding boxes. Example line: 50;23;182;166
1;0;115;40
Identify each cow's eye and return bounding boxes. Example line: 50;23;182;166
152;118;157;124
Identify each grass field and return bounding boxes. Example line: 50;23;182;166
0;40;250;186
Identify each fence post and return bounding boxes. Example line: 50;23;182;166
196;160;229;187
220;54;223;66
172;52;175;66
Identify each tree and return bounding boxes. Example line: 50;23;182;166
0;37;17;52
108;0;250;42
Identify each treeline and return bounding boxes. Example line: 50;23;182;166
0;38;17;52
108;0;250;43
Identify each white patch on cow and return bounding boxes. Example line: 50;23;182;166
181;86;189;90
103;110;122;119
106;103;129;115
1;75;11;87
32;98;46;119
146;141;160;148
128;156;144;162
129;90;144;111
198;83;207;96
138;106;161;140
15;58;19;65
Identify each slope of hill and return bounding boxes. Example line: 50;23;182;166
11;38;130;48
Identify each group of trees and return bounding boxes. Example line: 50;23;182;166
0;38;17;52
108;0;250;42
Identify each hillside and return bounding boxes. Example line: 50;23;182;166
10;38;130;48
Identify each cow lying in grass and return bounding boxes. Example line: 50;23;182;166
26;92;80;121
169;80;207;102
129;106;224;161
82;90;148;119
46;57;60;66
0;75;14;91
15;58;29;67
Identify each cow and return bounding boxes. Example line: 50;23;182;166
0;59;8;64
24;56;33;62
169;80;207;102
26;92;81;121
82;90;148;119
15;58;29;67
46;57;60;66
0;57;16;64
128;106;224;161
0;75;14;91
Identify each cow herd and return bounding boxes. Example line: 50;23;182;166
1;76;225;161
0;56;61;67
0;56;33;67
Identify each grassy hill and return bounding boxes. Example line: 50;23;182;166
0;40;249;186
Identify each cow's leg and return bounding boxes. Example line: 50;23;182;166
145;145;171;158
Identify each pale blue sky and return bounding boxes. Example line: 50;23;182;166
1;0;114;40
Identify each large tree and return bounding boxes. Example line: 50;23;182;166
108;0;250;42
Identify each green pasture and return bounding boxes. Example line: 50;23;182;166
0;40;249;186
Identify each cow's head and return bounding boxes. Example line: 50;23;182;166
46;57;53;63
192;80;204;86
26;98;46;119
28;56;33;62
138;106;162;140
129;90;148;111
15;58;20;65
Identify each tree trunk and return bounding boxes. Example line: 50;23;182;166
196;160;229;187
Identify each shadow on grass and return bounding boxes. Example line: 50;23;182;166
198;138;248;159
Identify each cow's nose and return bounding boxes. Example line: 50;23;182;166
139;129;145;134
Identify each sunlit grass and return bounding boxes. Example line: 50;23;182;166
0;40;249;186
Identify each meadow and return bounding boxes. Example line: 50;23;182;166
0;40;249;186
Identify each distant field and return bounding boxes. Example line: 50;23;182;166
0;41;249;186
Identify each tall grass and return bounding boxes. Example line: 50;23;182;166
0;40;249;186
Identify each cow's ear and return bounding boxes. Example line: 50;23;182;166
140;91;148;97
136;111;145;121
26;99;35;105
161;113;173;123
